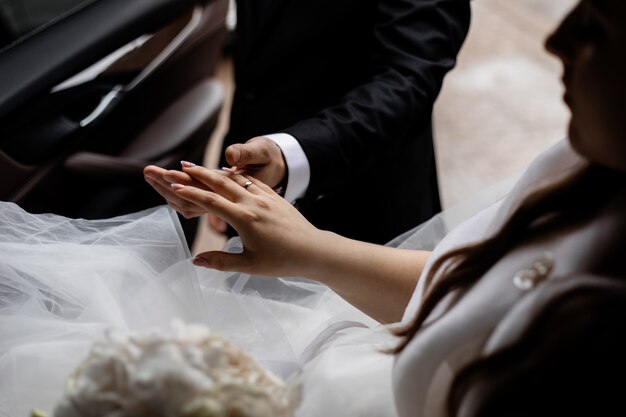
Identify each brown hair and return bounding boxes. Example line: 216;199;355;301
393;162;623;413
447;280;626;417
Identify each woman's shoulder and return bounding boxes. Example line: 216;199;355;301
476;139;587;238
508;140;585;198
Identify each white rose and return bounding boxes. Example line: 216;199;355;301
51;322;294;417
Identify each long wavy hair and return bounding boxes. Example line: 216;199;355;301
448;280;626;417
393;162;625;415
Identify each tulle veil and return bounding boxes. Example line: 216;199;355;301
0;175;516;417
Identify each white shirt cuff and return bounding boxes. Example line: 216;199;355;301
264;133;310;203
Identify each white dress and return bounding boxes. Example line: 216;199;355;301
1;140;618;417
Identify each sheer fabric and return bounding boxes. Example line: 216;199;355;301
0;203;383;416
0;166;518;417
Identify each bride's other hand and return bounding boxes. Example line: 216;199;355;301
144;164;212;219
173;165;324;277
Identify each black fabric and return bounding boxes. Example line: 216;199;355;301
221;0;471;244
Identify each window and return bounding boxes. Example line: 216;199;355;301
0;0;97;50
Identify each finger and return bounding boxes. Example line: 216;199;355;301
166;198;206;219
145;175;180;202
172;183;245;225
243;174;277;195
144;168;190;197
224;144;242;167
208;213;228;233
225;173;267;196
182;166;252;202
145;165;208;190
162;170;205;189
145;178;206;217
221;166;246;175
193;251;251;272
225;137;273;168
144;165;167;178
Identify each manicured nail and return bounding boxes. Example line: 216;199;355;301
171;183;185;190
193;256;210;267
234;148;241;165
222;166;238;173
181;161;196;168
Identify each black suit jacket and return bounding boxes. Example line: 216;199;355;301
222;0;471;244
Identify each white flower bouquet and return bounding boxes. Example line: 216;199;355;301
33;322;295;417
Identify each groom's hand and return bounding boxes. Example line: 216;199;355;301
224;137;286;189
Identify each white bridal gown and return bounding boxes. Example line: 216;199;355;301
2;140;612;417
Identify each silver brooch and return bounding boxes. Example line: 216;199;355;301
513;251;555;290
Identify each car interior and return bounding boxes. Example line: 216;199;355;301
0;0;228;244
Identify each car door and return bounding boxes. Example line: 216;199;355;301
0;0;227;241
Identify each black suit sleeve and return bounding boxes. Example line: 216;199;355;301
282;0;471;203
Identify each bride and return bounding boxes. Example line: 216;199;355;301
2;0;626;415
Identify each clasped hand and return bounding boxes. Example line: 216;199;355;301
145;136;287;233
144;163;321;277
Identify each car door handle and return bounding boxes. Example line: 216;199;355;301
79;85;123;127
64;78;223;178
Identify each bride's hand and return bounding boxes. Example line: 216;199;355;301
144;164;212;219
173;165;325;276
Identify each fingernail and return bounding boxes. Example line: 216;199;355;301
234;148;241;165
171;183;185;190
221;166;237;173
181;161;196;168
193;256;210;268
144;176;155;185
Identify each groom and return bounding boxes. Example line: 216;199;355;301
217;0;471;244
146;0;472;245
